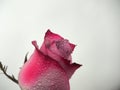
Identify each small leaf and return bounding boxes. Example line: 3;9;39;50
24;52;29;64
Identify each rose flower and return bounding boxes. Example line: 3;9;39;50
18;30;82;90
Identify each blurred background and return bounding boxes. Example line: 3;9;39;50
0;0;120;90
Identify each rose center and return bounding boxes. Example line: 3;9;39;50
56;39;72;59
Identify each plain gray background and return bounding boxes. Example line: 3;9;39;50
0;0;120;90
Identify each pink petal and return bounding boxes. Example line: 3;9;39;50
60;58;82;79
19;41;70;90
40;30;82;79
40;30;75;60
45;29;64;40
45;49;82;79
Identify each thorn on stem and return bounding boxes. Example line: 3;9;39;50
0;61;18;85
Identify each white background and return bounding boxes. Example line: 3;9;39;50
0;0;120;90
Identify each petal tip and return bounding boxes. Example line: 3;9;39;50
72;63;82;69
45;29;52;37
32;40;39;49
